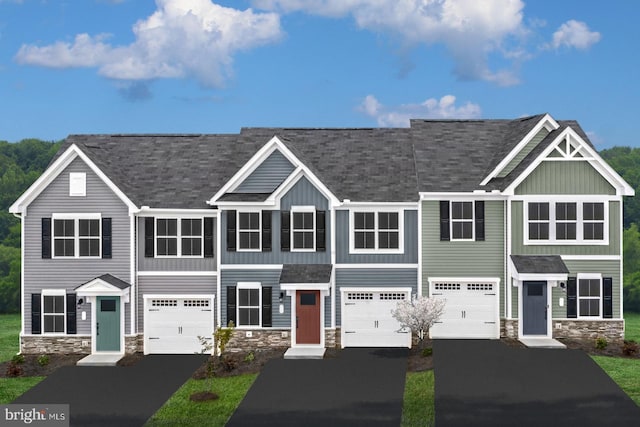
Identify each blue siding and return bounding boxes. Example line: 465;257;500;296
234;150;295;193
335;210;418;264
222;177;331;264
220;269;290;328
334;268;418;326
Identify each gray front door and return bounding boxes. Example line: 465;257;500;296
96;296;120;351
523;281;547;335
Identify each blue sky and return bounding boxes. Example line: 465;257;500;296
0;0;638;148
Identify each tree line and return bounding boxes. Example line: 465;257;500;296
0;140;639;313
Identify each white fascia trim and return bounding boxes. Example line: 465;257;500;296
130;213;136;335
577;272;602;280
418;200;423;297
138;208;218;216
216;200;277;208
137;271;218;276
503;127;634;196
220;264;283;270
339;202;418;208
335;264;418;269
268;167;340;208
512;272;568;281
19;214;25;337
511;195;619;202
281;282;331;292
419;192;507;200
10;144;138;215
560;255;621;261
480;114;559;186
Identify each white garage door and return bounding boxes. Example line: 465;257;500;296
341;289;411;348
429;280;499;339
144;296;214;354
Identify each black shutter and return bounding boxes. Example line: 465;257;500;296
316;210;326;251
475;201;485;241
227;210;237;252
262;211;272;252
567;277;577;318
281;211;290;252
144;217;154;258
204;217;214;258
439;201;450;241
102;218;112;259
42;218;51;259
603;277;613;318
262;286;272;327
227;286;237;327
31;293;41;334
66;293;77;334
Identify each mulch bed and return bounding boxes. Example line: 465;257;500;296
192;348;288;379
558;338;640;358
0;354;84;378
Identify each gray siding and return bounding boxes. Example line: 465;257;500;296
511;201;621;256
334;268;418;326
335;210;418;264
498;129;549;178
137;217;217;271
515;161;616;195
23;157;131;334
137;275;217;332
234;150;295;193
421;200;506;317
222;177;331;264
220;269;292;328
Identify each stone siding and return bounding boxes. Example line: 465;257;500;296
226;329;338;352
552;320;624;342
501;320;519;339
21;335;143;354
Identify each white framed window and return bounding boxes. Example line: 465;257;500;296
237;283;261;327
69;173;86;197
450;201;473;240
577;274;602;318
238;212;261;251
524;200;608;245
42;289;66;334
155;218;203;257
52;214;101;258
350;210;403;253
291;206;315;251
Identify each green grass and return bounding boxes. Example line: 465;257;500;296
0;313;21;362
0;377;45;404
401;371;435;427
592;356;640;405
624;312;640;342
145;374;257;426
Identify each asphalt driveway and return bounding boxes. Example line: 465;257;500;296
13;354;207;427
227;348;408;427
434;340;640;427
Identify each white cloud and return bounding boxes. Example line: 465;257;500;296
15;0;283;88
359;94;481;127
254;0;526;85
586;131;605;146
550;20;600;50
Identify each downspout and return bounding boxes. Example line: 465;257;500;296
13;212;25;340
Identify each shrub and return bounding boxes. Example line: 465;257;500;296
421;347;433;357
221;355;238;372
37;355;50;366
595;337;608;350
622;340;639;356
6;362;23;377
244;351;255;363
11;354;25;364
214;321;235;355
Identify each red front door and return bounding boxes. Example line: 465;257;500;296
296;290;321;344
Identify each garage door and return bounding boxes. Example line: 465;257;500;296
341;289;411;348
144;296;214;354
429;280;499;339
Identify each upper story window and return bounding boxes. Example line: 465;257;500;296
525;200;607;245
292;207;315;251
451;202;473;240
238;212;261;251
351;210;402;253
156;218;203;257
52;215;101;258
439;201;485;242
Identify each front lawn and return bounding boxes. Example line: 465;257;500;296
0;377;45;404
145;374;257;426
0;313;20;362
401;370;435;427
592;356;640;405
625;312;640;342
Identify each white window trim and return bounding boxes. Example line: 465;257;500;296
236;282;262;328
69;172;86;197
349;209;404;254
450;201;475;242
523;199;609;245
291;206;316;252
51;213;102;259
576;273;603;319
154;217;205;258
237;211;262;252
42;289;66;335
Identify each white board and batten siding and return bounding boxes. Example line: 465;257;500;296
428;278;500;339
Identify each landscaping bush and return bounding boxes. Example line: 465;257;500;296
10;354;24;364
622;340;639;356
37;355;50;367
595;337;608;350
5;362;23;377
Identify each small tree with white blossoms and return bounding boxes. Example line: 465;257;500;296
391;295;446;349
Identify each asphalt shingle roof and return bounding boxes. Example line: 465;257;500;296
510;255;569;274
52;115;594;208
280;264;333;284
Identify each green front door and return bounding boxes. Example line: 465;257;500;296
96;296;120;352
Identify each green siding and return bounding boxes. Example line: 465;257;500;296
511;277;518;318
498;129;549;178
422;200;506;317
511;201;620;256
515;161;616;195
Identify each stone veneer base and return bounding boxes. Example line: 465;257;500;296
500;319;624;342
21;335;144;354
227;329;338;352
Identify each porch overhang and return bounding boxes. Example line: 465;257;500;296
509;255;569;282
279;264;332;294
75;274;131;302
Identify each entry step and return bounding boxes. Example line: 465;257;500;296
77;353;124;366
519;337;566;349
284;347;326;359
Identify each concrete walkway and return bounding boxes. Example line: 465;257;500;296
434;340;640;427
227;348;408;426
13;354;206;427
